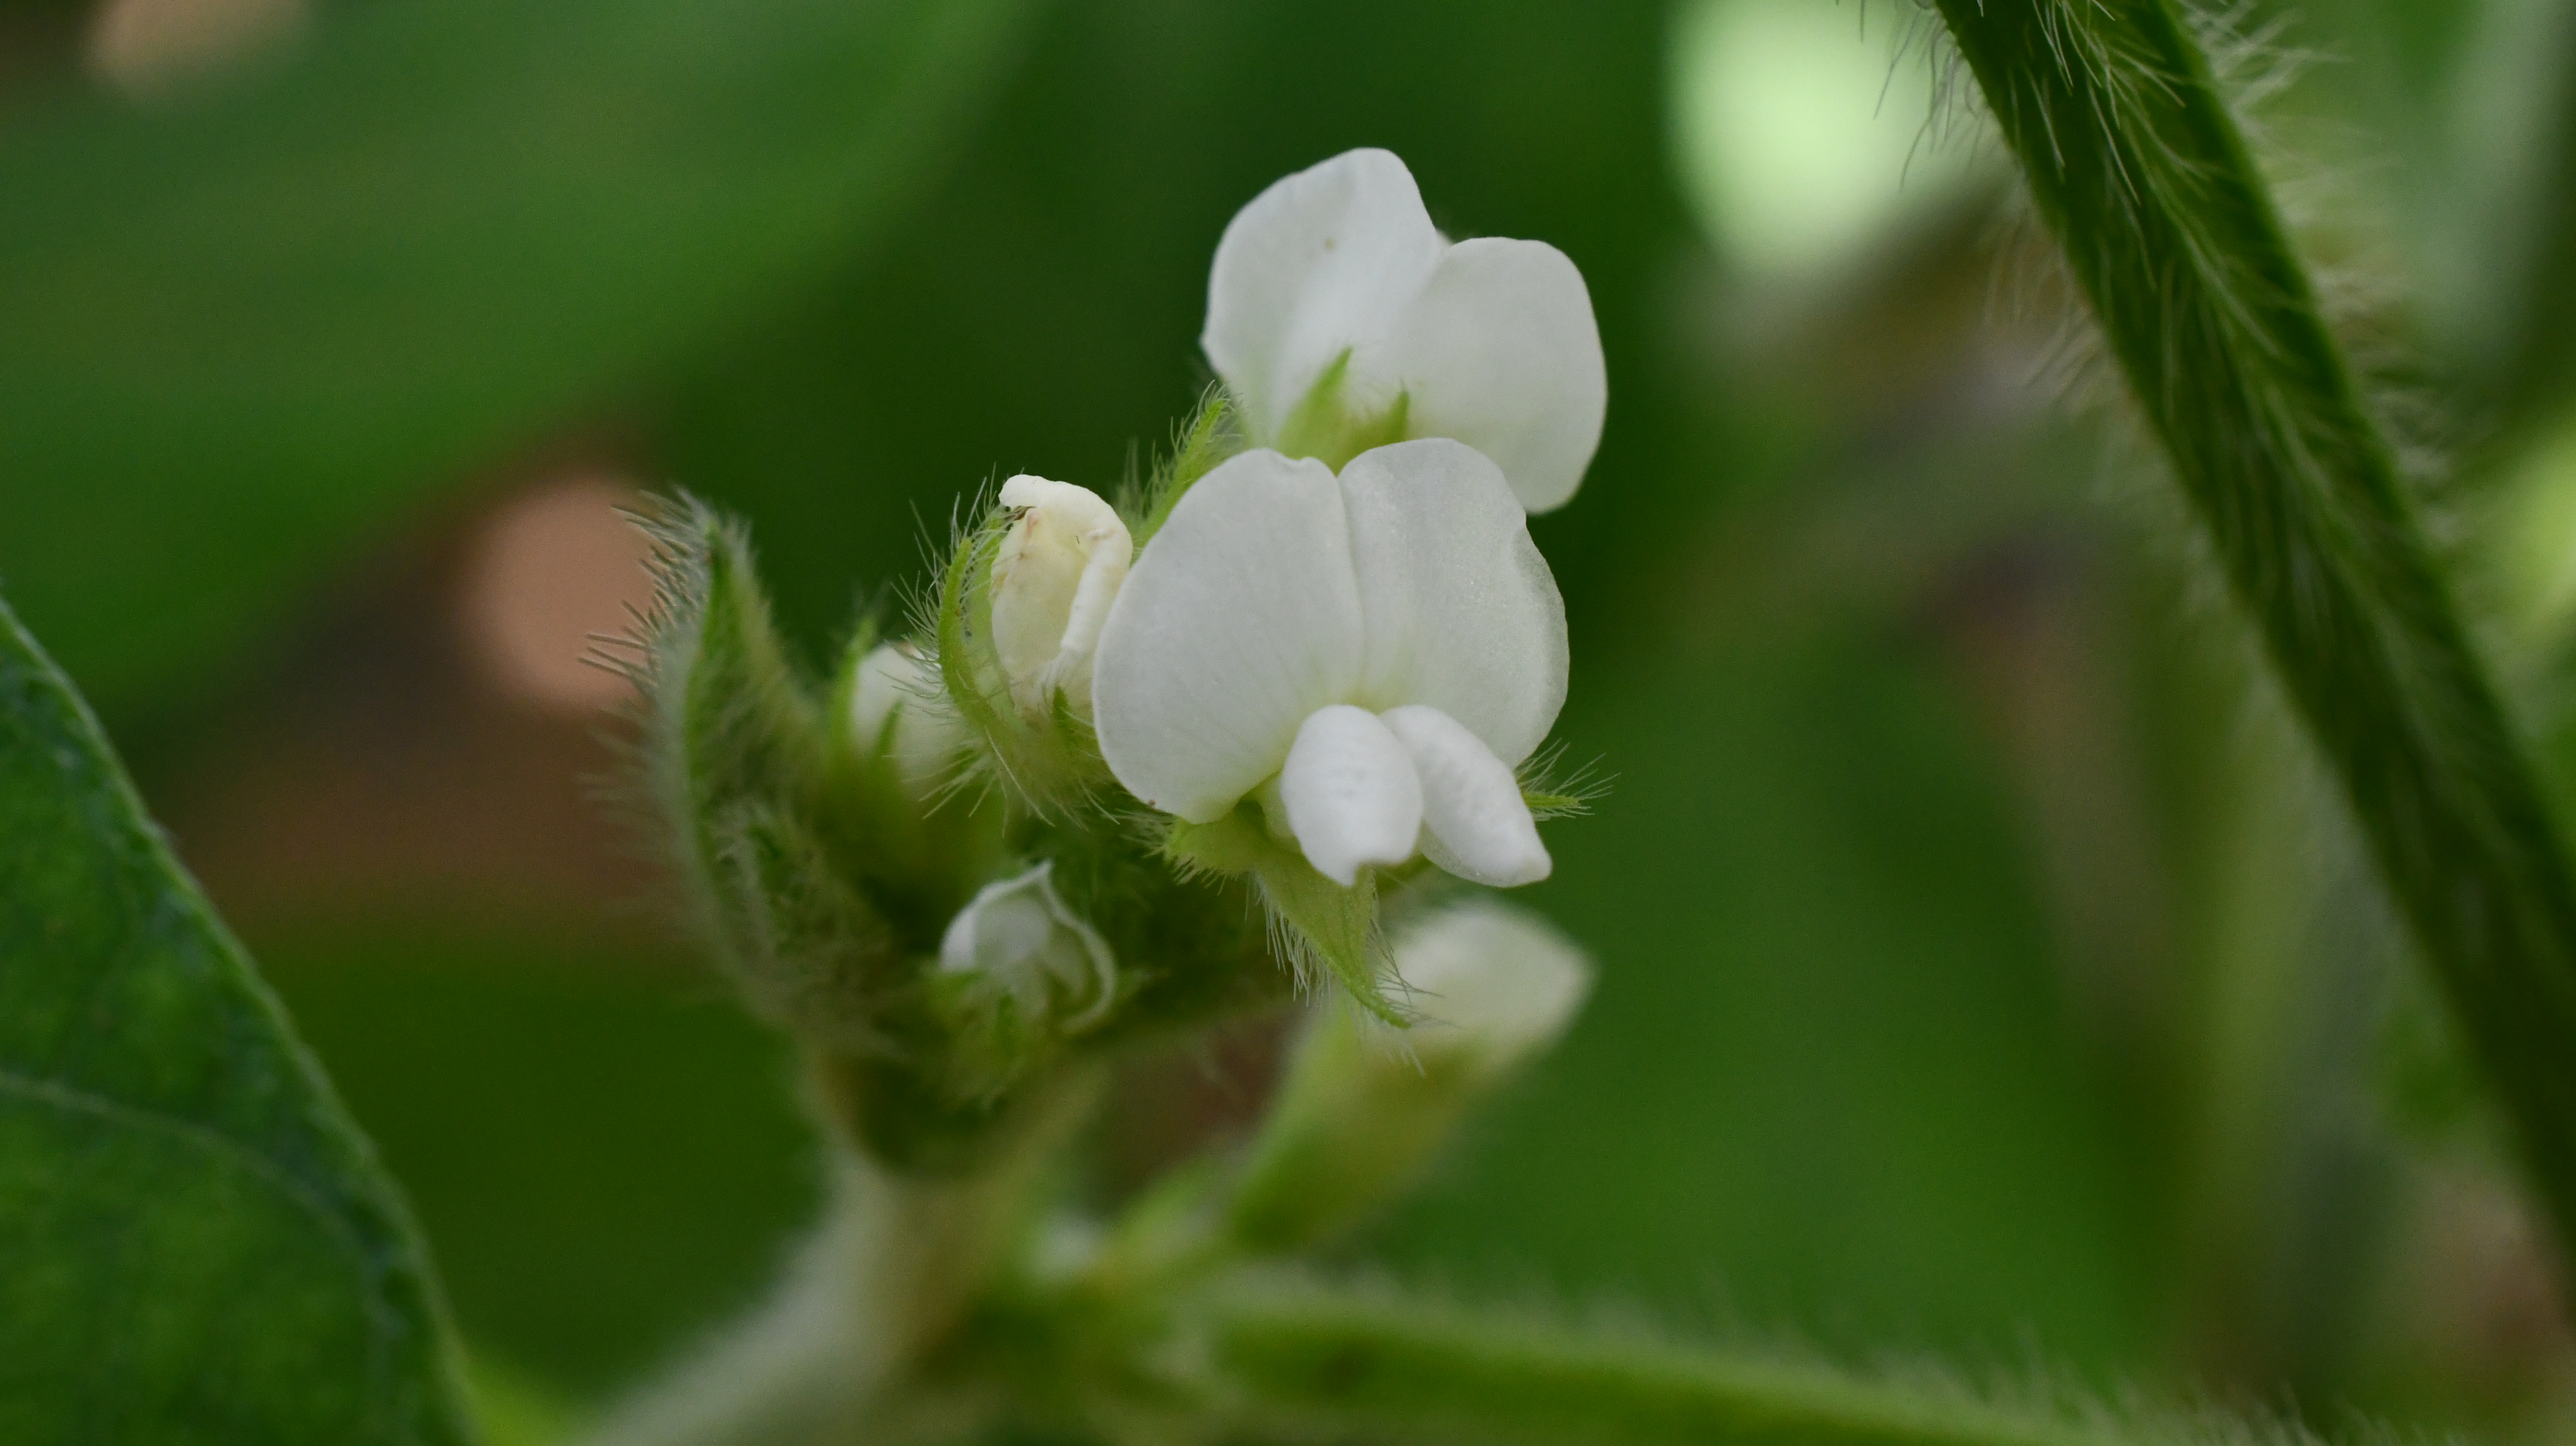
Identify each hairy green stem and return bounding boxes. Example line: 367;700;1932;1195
1934;0;2576;1271
1197;1282;2084;1446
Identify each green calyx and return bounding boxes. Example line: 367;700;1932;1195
933;499;1117;815
1131;387;1244;545
636;501;902;1001
1269;349;1413;473
1166;803;1408;1026
634;493;1318;1171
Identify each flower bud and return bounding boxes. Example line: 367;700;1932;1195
1382;900;1589;1075
1224;901;1591;1253
848;642;972;800
938;861;1117;1033
989;476;1131;721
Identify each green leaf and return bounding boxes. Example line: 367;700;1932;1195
0;595;473;1444
254;922;819;1394
463;1353;580;1446
1933;0;2576;1266
0;0;1037;706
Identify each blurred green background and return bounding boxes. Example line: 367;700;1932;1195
8;0;2576;1437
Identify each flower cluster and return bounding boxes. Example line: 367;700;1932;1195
643;149;1602;1162
967;149;1598;890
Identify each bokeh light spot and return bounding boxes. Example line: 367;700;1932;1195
462;474;656;714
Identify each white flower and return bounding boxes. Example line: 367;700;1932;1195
1390;901;1590;1072
1091;438;1564;888
938;861;1116;1030
848;643;972;798
1203;148;1607;514
989;475;1131;721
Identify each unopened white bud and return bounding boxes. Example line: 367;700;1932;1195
1225;900;1591;1253
938;862;1116;1031
990;476;1131;722
1388;901;1590;1073
849;643;972;799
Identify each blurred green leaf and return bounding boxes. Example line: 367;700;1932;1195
2498;1;2576;432
0;0;1038;707
255;923;819;1395
466;1352;582;1446
0;594;473;1445
1375;628;2154;1371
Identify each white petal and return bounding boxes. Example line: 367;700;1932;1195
1338;439;1567;767
1391;900;1590;1065
1364;238;1606;513
1092;450;1366;823
851;642;915;745
849;643;968;797
1381;704;1550;887
1202;149;1447;442
1279;705;1424;886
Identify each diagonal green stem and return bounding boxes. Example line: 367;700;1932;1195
585;1073;1100;1446
2497;0;2576;437
1198;1281;2087;1446
1932;0;2576;1273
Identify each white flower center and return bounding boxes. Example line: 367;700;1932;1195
1090;439;1567;893
1278;703;1548;888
